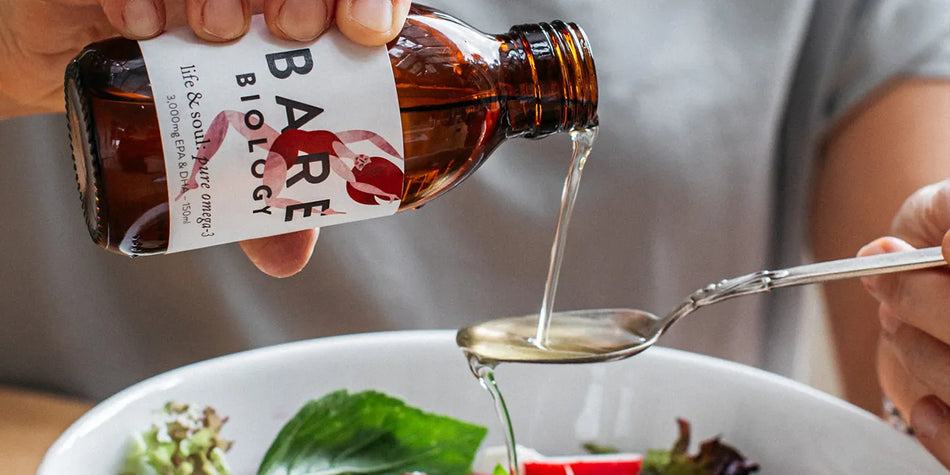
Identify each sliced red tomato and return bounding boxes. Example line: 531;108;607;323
523;453;643;475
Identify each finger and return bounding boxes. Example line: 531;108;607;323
859;237;916;331
335;0;410;46
859;237;950;346
239;228;319;278
870;269;950;346
185;0;251;41
878;334;930;420
891;179;950;248
858;236;911;301
882;320;950;402
263;0;334;41
98;0;166;39
910;395;950;468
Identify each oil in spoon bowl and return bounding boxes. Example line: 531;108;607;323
458;308;660;364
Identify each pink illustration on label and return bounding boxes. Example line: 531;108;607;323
176;111;404;215
347;152;404;205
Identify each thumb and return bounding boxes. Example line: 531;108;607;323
335;0;410;46
891;179;950;248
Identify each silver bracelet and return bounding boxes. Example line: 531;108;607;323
884;396;915;436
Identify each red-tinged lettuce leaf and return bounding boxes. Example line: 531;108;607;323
257;390;487;475
640;419;759;475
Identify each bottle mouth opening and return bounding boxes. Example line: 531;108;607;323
509;21;599;138
65;62;107;248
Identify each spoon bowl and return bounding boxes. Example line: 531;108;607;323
459;246;947;365
457;309;661;364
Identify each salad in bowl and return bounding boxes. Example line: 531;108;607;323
40;330;945;474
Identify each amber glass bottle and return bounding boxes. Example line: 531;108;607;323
65;4;597;256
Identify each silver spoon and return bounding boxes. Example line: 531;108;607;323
457;246;946;365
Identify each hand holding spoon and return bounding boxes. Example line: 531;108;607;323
457;246;946;365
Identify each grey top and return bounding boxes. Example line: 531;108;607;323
2;0;950;400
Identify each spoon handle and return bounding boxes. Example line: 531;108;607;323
689;246;946;308
771;246;945;288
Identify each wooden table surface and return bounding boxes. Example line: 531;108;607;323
0;386;93;474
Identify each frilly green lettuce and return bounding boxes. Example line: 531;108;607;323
121;402;232;475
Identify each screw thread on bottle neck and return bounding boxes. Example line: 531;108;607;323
504;21;598;138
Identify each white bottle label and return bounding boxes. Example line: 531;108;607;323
139;16;404;253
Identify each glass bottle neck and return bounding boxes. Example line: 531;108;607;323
501;21;598;138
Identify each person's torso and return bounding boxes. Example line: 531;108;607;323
1;0;817;399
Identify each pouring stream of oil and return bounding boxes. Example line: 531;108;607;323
467;127;598;475
536;127;598;346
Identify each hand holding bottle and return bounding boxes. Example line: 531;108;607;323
0;0;410;117
108;0;411;44
64;3;597;275
858;180;950;467
0;0;410;277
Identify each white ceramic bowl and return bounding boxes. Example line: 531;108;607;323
41;330;943;474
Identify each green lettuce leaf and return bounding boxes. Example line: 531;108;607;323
257;390;487;475
581;441;620;455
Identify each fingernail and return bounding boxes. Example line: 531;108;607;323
858;241;885;257
202;0;247;40
348;0;394;33
278;0;328;41
124;0;162;38
911;396;949;439
879;304;901;335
